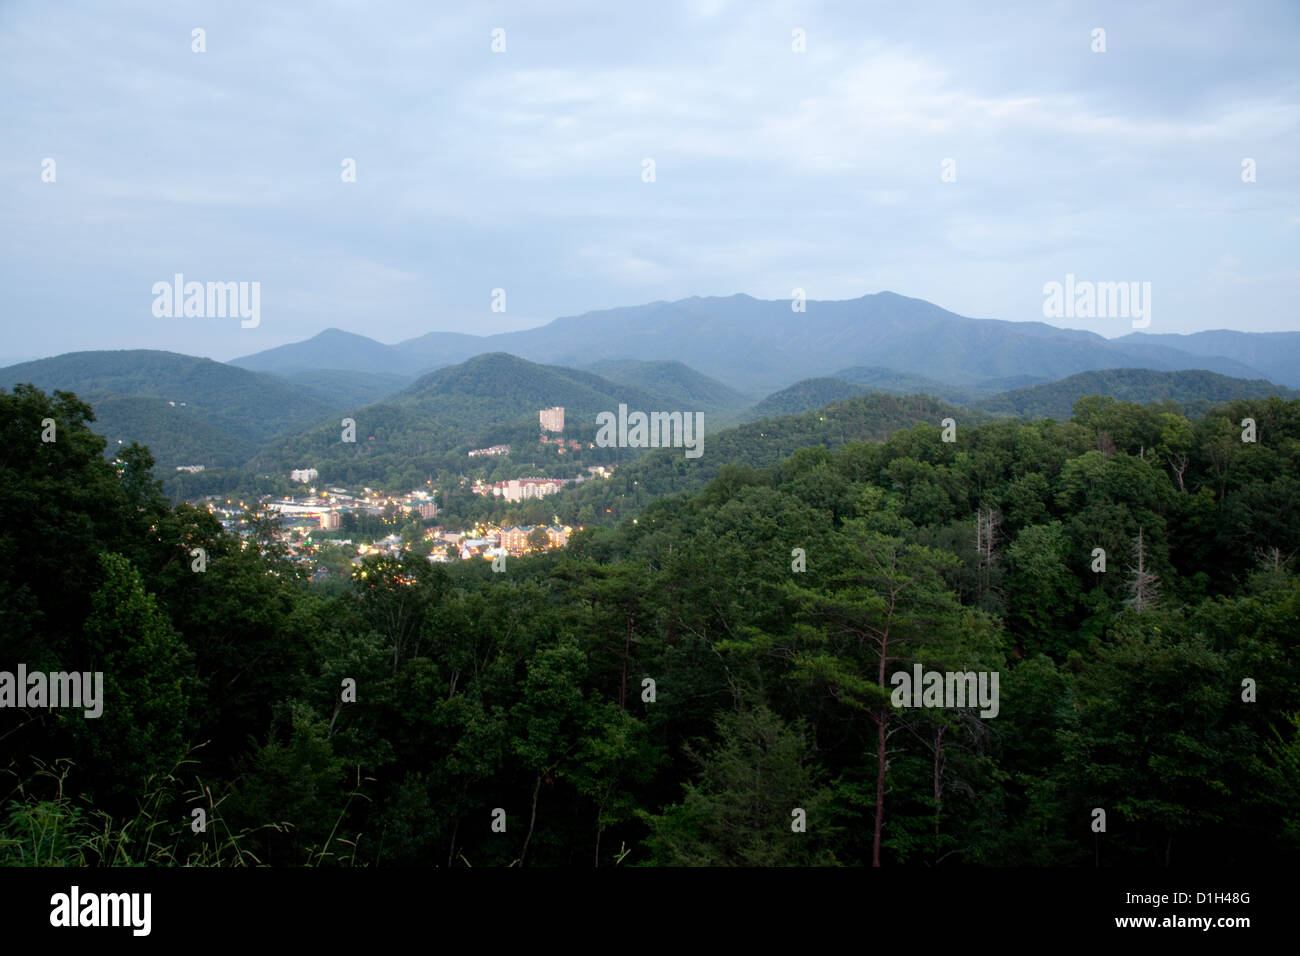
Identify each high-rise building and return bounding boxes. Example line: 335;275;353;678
539;406;564;433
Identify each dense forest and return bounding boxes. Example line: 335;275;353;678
2;383;1297;866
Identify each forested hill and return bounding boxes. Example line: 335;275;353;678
973;368;1300;420
240;352;683;490
4;382;1297;868
583;359;752;411
77;394;256;469
0;350;336;463
746;367;1297;425
747;377;873;419
831;366;988;404
551;391;977;524
275;368;414;409
399;352;667;413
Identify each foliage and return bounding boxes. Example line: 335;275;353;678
2;383;1298;866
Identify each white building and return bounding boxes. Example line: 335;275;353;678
290;468;319;483
539;407;565;433
492;478;565;502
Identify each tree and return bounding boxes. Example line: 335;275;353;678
643;699;836;866
784;519;1000;865
1005;522;1081;656
1125;526;1161;612
1059;616;1236;865
74;552;192;801
974;505;1002;602
527;527;550;554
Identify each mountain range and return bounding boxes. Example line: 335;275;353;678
4;292;1296;481
229;291;1300;392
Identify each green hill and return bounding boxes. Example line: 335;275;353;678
832;366;985;404
584;359;752;410
0;350;333;445
277;368;414;409
975;368;1299;420
75;393;255;470
244;352;686;489
551;390;979;524
747;378;870;418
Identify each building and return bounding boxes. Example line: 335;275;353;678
290;468;319;483
468;444;511;458
539;436;582;452
319;512;342;531
539;406;565;433
491;478;565;502
498;525;571;555
458;537;497;560
416;502;439;520
175;465;205;473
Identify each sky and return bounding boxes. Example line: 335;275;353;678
1;0;1297;365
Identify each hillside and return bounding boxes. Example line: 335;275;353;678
747;377;870;418
399;352;668;416
583;359;752;410
1116;330;1300;388
975;368;1299;420
0;349;334;451
549;390;980;524
74;393;255;470
276;368;415;409
244;353;688;488
832;366;989;404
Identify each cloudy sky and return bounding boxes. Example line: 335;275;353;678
2;0;1297;364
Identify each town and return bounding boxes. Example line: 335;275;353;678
191;406;609;581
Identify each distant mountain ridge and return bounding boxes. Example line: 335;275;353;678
229;292;1298;391
1115;330;1300;390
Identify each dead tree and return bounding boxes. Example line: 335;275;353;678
1124;526;1161;612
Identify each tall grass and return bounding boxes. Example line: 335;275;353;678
0;749;291;867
